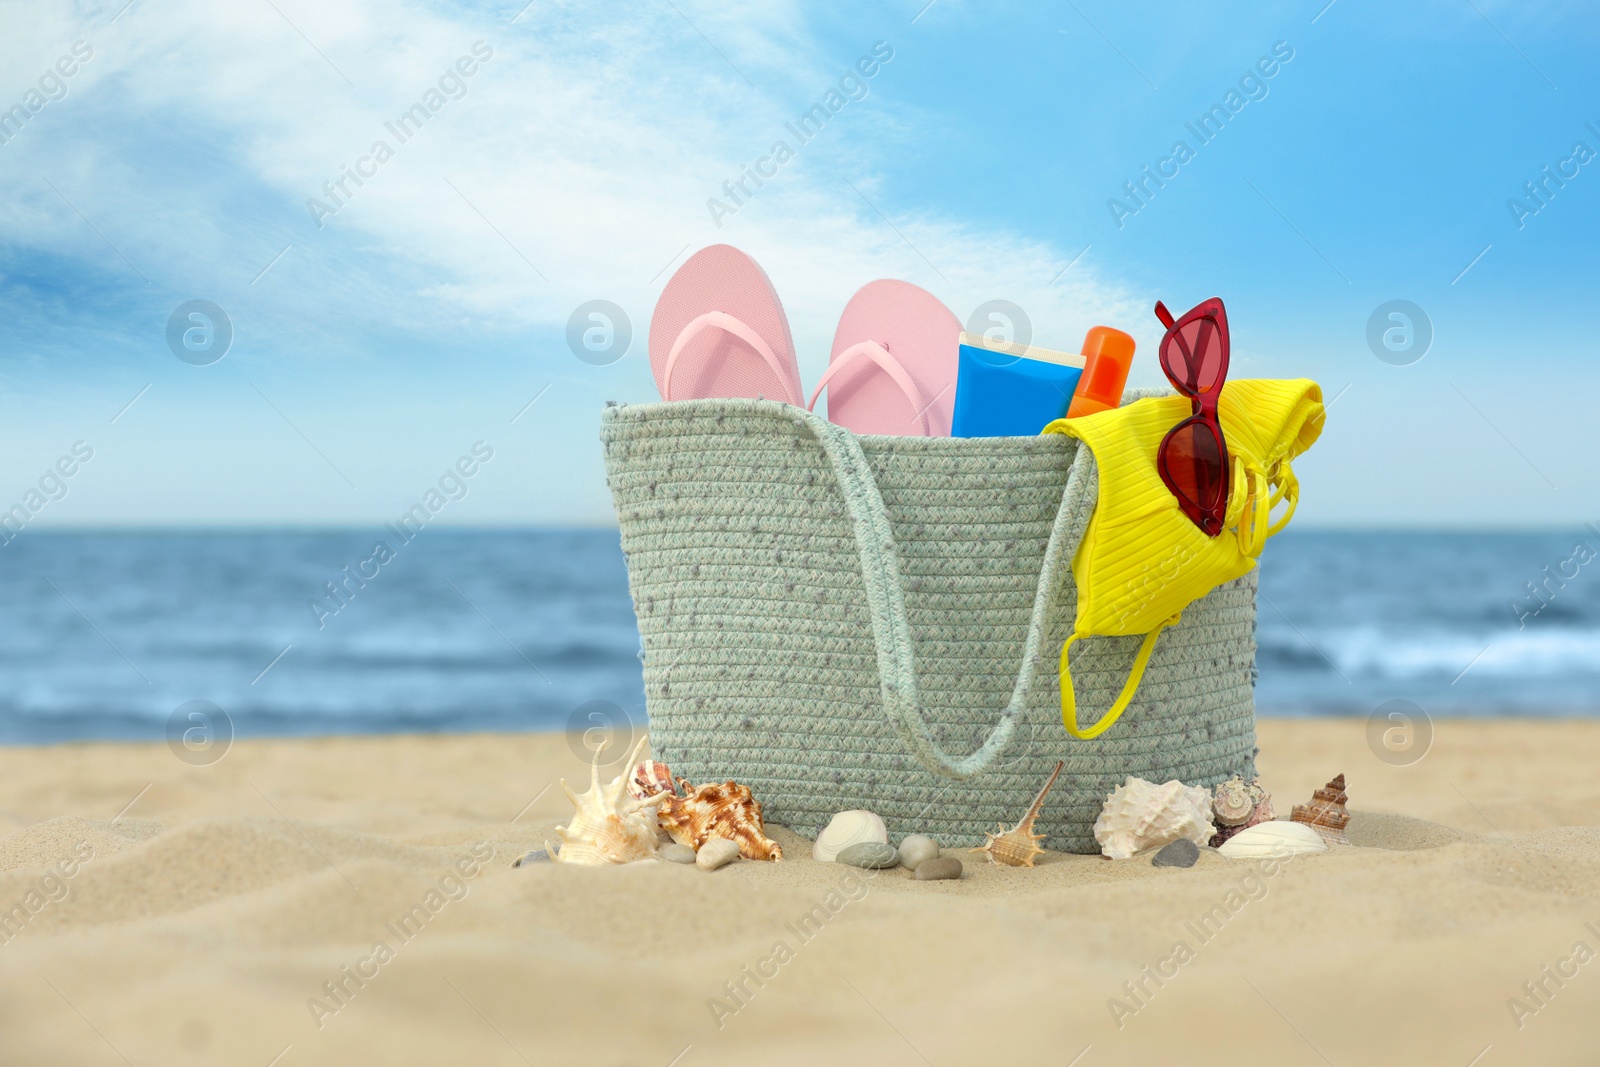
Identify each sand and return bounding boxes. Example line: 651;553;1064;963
1;720;1598;1066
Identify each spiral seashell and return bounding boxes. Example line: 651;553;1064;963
626;760;676;801
1093;777;1216;860
1213;778;1256;827
1210;778;1276;847
812;810;887;863
1291;773;1351;845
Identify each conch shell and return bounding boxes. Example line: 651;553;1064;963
812;810;887;863
1291;773;1350;845
972;760;1063;868
552;735;672;865
626;760;676;801
1215;820;1327;859
1093;776;1215;860
658;778;783;861
1209;776;1275;847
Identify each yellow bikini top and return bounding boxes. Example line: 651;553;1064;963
1041;378;1325;738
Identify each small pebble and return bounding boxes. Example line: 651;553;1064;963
660;843;696;865
696;839;740;871
897;834;940;870
836;841;899;869
513;848;553;867
1152;838;1200;868
914;857;963;881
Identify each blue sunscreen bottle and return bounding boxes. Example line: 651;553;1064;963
951;332;1087;438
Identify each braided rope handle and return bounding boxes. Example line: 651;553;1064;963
793;407;1097;780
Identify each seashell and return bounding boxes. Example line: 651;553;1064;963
1291;773;1351;845
813;810;888;863
973;760;1064;868
1209;777;1276;847
1215;820;1327;859
552;735;672;865
1093;776;1215;860
626;760;677;802
658;778;783;861
1212;778;1257;827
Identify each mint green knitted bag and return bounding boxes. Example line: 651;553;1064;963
601;398;1257;853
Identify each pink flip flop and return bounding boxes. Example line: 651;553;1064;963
808;280;961;436
648;245;803;405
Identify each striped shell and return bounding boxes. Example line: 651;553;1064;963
626;760;677;801
1291;773;1351;845
659;779;783;861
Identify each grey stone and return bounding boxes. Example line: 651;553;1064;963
1152;838;1200;868
914;857;962;881
514;848;553;867
836;841;899;869
897;834;940;870
696;839;740;871
660;843;696;865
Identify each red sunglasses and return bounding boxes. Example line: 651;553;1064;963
1154;297;1230;536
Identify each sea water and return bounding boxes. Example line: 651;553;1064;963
0;529;1594;743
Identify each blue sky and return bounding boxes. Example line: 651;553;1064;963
0;0;1595;528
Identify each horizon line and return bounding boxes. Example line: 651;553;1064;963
2;521;1593;535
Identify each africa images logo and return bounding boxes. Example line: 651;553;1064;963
1106;41;1295;229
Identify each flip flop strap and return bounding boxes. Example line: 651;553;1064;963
806;340;933;435
662;311;800;405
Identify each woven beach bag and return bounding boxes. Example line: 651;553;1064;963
601;397;1258;853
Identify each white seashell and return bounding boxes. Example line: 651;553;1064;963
812;810;887;863
1093;777;1216;860
551;734;672;866
1215;820;1328;859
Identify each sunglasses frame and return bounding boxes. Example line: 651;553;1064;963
1153;297;1231;536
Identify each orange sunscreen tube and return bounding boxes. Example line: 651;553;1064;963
1066;326;1136;418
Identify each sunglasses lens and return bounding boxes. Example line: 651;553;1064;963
1160;418;1227;517
1161;314;1227;396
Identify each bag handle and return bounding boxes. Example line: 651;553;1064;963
789;406;1095;781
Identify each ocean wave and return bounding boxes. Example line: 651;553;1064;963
1259;626;1600;679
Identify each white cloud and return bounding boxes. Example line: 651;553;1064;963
0;0;1160;526
1;0;1140;367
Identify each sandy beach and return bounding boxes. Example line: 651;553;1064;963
2;719;1597;1066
